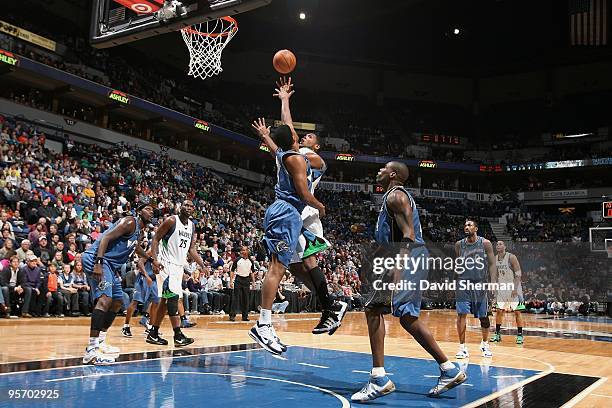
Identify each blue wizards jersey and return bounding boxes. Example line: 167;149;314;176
458;236;487;283
274;149;312;213
85;217;141;269
375;186;424;245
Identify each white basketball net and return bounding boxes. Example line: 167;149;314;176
181;17;238;80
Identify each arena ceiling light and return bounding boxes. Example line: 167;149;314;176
299;12;306;20
563;133;592;138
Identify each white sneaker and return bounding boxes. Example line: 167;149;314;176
99;341;120;355
351;375;396;402
428;365;467;396
269;323;288;352
455;347;469;359
480;341;493;358
83;347;115;365
249;322;284;355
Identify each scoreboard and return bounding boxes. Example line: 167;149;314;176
603;201;612;219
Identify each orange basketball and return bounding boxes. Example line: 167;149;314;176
273;49;297;74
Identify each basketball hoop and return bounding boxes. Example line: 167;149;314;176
180;16;238;80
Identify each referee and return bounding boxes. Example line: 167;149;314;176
229;246;255;322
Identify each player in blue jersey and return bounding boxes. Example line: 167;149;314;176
351;162;466;402
81;203;157;365
267;77;347;335
249;117;326;355
121;259;160;338
455;220;497;359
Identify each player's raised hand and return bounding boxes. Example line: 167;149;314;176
251;117;271;138
273;76;295;100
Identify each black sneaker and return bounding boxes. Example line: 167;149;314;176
146;333;169;345
328;301;348;335
121;327;133;338
174;333;195;347
229;315;236;322
312;310;338;335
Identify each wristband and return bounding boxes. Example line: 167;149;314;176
95;257;104;265
400;236;414;248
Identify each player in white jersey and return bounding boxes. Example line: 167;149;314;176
491;241;525;344
148;200;207;347
271;77;348;334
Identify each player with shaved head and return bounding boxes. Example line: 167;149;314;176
352;161;466;402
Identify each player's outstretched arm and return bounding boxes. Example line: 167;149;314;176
252;117;278;156
284;154;325;217
274;77;300;142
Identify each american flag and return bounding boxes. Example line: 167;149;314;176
569;0;608;46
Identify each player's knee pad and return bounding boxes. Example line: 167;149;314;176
480;316;491;329
167;296;179;316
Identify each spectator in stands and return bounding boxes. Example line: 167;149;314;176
0;256;20;316
207;267;226;313
44;263;64;317
33;235;52;265
182;273;199;315
59;263;79;316
18;254;41;317
187;269;210;314
271;288;289;314
0;236;16;260
16;239;32;264
72;260;90;316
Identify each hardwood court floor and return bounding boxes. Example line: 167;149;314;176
0;310;610;407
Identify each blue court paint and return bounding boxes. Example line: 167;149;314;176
0;346;539;407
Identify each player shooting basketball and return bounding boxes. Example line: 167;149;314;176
250;115;325;355
491;241;525;344
261;77;348;335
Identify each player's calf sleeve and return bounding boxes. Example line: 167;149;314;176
308;266;332;310
480;316;491;329
91;309;106;332
103;309;117;330
167;296;179;317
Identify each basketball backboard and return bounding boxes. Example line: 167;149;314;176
90;0;271;48
589;227;612;252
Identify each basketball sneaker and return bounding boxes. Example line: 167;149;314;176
121;326;133;338
249;322;284;355
269;323;288;352
490;333;502;342
480;341;493;358
428;365;467;396
181;318;197;328
351;375;396;402
455;346;469;359
312;301;348;335
83;347;115;365
516;335;524;345
146;332;169;345
99;341;120;355
174;332;195;347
